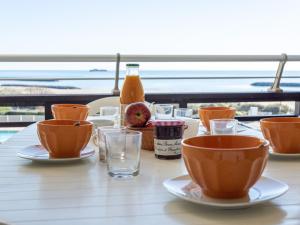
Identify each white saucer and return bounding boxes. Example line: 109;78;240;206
17;145;95;162
269;149;300;158
163;175;288;209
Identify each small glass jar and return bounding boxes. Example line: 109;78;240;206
153;120;185;159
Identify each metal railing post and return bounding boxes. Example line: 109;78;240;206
45;103;53;120
268;53;288;93
112;53;121;95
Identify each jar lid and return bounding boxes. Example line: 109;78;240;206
152;120;185;126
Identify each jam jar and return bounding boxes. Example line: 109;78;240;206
153;120;185;159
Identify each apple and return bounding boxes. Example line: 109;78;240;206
125;102;151;127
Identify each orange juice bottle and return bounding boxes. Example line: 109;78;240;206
120;64;145;125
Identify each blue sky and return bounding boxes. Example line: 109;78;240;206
0;0;300;69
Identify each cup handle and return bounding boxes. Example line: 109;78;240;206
92;133;99;146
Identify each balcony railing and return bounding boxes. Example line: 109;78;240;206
0;53;299;93
0;53;300;127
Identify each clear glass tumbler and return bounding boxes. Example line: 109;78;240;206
155;104;174;119
210;119;238;135
97;126;125;162
174;108;193;118
105;130;142;178
99;106;120;125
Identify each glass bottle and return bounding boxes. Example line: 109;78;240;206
120;64;145;125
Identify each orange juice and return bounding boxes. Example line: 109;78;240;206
120;75;144;103
120;64;145;125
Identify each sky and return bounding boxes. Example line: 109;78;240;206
0;0;300;70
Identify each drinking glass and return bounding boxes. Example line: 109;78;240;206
97;126;125;162
182;118;200;139
105;130;142;178
155;104;174;119
173;108;198;138
210;119;238;135
99;106;120;125
248;106;259;116
174;108;193;118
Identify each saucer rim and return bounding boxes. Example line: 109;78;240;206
17;145;95;162
269;148;300;157
163;175;289;209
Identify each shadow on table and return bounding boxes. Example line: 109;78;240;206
18;156;96;168
0;220;10;225
164;199;287;225
269;155;300;161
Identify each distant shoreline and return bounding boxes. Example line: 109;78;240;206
12;79;59;82
1;84;80;90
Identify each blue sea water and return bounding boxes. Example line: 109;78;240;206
0;130;17;143
0;70;299;93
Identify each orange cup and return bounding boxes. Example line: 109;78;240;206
37;119;92;158
198;106;236;131
182;135;269;199
51;104;89;120
260;117;300;153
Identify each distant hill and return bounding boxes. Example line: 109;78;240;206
251;82;300;87
89;69;107;72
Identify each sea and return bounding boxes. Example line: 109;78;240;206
0;70;300;93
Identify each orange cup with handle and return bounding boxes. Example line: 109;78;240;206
182;135;269;198
37;119;92;158
51;104;89;120
198;106;236;132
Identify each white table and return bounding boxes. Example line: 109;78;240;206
0;125;299;225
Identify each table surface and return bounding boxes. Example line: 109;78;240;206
0;124;299;225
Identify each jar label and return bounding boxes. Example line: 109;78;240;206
154;138;182;156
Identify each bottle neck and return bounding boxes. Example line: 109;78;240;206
126;67;139;76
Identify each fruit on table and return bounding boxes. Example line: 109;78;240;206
125;102;151;127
